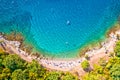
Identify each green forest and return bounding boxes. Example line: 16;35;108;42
0;48;78;80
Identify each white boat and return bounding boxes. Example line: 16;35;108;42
66;20;70;25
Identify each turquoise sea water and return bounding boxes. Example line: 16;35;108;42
0;0;120;58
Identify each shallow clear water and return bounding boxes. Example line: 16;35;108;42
0;0;120;58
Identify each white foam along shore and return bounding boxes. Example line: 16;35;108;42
0;30;119;71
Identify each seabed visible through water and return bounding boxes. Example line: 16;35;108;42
0;0;120;58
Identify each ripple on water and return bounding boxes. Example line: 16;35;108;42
0;0;120;58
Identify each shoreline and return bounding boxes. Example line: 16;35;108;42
1;22;118;59
39;31;118;71
23;22;120;59
0;24;120;73
78;22;119;57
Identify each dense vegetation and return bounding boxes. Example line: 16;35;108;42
0;48;78;80
82;41;120;80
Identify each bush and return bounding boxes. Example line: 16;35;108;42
81;60;90;71
85;54;90;60
62;73;78;80
114;41;120;57
109;52;114;57
99;58;107;67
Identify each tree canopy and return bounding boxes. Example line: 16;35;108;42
2;54;25;71
0;48;78;80
81;60;90;71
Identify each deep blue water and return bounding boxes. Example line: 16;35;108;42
0;0;120;58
